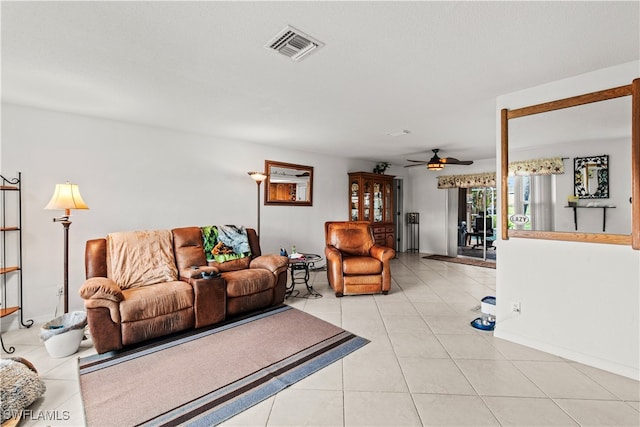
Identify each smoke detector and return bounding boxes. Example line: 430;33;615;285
265;25;324;62
388;130;411;137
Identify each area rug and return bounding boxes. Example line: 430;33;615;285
424;254;496;269
78;305;368;427
458;246;496;261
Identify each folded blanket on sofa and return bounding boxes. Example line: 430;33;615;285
106;229;178;289
202;225;251;263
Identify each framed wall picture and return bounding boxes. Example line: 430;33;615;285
574;155;609;199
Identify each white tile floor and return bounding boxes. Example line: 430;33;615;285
2;253;639;426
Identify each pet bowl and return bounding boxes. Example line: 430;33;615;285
470;317;495;331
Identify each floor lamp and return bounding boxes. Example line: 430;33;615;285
248;172;267;236
45;182;89;314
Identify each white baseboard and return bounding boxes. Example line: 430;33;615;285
494;329;639;381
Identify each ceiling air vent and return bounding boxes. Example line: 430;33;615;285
265;25;324;62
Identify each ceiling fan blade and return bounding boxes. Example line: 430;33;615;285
440;157;460;163
441;157;474;165
406;159;428;163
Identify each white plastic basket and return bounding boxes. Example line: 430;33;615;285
40;311;87;358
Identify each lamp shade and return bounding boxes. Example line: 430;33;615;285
427;162;444;171
248;171;267;183
45;182;89;216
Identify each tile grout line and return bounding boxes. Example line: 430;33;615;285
378;264;428;427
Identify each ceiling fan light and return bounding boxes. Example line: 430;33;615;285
427;162;444;171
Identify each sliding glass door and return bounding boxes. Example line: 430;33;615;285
459;187;497;261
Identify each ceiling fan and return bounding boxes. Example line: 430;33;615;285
404;149;474;170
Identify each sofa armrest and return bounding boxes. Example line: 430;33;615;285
84;306;123;353
84;298;121;324
369;244;395;262
79;277;124;302
250;254;289;273
179;265;220;280
189;276;226;328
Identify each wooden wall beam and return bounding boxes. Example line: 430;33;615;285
631;78;640;250
501;109;509;240
507;85;632;119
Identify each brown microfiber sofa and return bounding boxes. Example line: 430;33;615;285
79;226;288;354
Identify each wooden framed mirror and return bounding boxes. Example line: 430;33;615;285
501;79;639;249
264;160;313;206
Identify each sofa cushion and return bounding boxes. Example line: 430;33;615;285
119;281;193;323
121;309;194;347
172;226;208;272
106;230;178;289
223;269;274;298
342;256;383;275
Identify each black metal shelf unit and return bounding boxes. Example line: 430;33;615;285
406;212;419;253
1;172;33;353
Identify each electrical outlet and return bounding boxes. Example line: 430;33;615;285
510;302;521;314
57;287;64;297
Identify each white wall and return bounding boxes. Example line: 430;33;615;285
1;104;375;325
495;61;640;379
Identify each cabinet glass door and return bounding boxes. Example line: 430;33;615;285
350;181;359;221
384;181;392;222
373;182;383;222
363;181;371;221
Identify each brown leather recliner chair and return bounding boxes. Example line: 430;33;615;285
324;221;395;297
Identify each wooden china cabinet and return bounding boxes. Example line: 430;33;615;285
348;172;395;249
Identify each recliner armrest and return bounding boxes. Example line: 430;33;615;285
325;245;342;262
325;245;344;296
79;277;124;302
370;244;395;262
250;254;289;273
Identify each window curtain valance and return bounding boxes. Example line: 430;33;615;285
437;157;565;189
508;157;565;176
437;172;496;189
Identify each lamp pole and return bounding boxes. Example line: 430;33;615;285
255;179;262;236
248;172;267;236
53;217;72;313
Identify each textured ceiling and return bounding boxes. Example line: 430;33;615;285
2;1;638;166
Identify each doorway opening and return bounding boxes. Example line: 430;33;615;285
394;178;403;252
457;187;497;261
